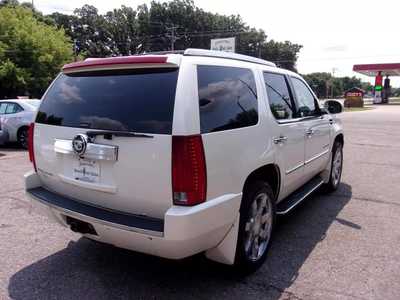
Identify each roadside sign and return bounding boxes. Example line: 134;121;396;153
210;37;235;53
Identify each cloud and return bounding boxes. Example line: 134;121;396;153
59;81;84;104
322;45;348;52
36;1;75;14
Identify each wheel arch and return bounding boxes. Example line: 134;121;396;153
242;164;281;202
334;133;344;147
17;125;29;138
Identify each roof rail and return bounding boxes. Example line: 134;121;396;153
142;50;185;55
183;48;276;67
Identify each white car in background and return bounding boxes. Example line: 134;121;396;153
0;99;41;148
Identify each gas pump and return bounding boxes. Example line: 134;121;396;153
374;72;383;104
353;63;400;104
383;76;391;104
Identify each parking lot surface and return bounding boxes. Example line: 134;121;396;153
1;105;400;300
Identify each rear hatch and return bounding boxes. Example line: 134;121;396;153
34;59;179;219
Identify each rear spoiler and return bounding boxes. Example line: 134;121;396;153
62;55;181;74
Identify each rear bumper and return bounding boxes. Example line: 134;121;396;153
25;171;241;260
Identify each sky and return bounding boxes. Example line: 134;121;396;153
35;0;400;86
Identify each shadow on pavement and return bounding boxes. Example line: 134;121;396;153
8;183;353;300
0;143;25;152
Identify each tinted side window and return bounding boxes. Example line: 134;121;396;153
16;104;23;113
5;103;20;114
291;77;317;117
197;65;258;133
0;103;7;114
263;72;294;120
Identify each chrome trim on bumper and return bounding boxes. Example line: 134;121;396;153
54;139;118;161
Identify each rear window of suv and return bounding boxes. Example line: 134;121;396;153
36;68;179;134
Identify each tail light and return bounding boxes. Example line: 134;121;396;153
172;135;207;206
28;122;37;172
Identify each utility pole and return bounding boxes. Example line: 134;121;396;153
331;67;338;98
166;25;179;51
73;39;78;61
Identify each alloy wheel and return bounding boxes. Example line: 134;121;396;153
332;147;342;187
244;192;273;261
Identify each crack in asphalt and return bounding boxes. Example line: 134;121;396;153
349;142;400;149
1;188;24;195
351;196;400;208
252;282;305;300
308;287;370;300
268;285;304;300
356;161;400;168
325;193;400;208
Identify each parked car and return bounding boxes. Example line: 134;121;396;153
0;99;41;148
24;49;343;273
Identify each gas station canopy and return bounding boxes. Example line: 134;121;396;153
353;63;400;77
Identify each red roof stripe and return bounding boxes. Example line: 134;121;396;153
353;63;400;72
62;56;168;71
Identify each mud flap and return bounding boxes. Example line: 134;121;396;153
205;214;239;265
320;150;332;183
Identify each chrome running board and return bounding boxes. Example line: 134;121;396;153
276;176;324;215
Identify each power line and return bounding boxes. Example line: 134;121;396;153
165;24;180;51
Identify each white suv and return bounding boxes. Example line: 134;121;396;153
25;49;343;272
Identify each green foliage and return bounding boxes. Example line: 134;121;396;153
262;40;302;72
0;0;19;7
303;72;372;98
0;6;73;98
1;0;302;97
49;0;302;70
392;87;400;97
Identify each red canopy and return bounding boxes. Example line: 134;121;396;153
353;63;400;76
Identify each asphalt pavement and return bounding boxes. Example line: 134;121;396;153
1;105;400;300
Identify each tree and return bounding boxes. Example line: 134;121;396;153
48;0;302;71
303;72;373;98
302;72;332;98
0;0;19;7
393;88;400;97
262;40;302;72
0;6;73;98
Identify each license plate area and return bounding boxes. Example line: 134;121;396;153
73;158;100;183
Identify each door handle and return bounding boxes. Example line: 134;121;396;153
329;119;333;125
273;136;288;144
305;129;314;137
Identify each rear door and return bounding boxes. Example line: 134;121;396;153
34;66;180;219
263;72;307;199
3;102;24;137
1;102;23;139
0;102;7;132
290;76;331;179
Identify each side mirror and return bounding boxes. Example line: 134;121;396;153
324;100;343;114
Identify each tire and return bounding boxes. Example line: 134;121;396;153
18;127;29;149
323;141;343;192
234;180;276;274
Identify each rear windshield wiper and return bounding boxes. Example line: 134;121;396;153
86;130;154;140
